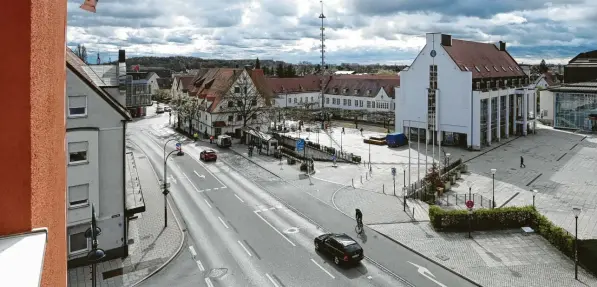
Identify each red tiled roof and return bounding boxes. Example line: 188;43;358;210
324;75;401;98
248;69;273;106
178;76;194;91
543;72;557;86
442;39;526;79
266;75;323;95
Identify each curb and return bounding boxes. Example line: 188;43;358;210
227;148;283;179
127;144;186;287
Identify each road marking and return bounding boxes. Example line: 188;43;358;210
234;194;245;203
196;260;205;271
218;216;229;229
261;209;269;212
254;211;296;246
204;199;212;208
204;189;211;192
179;170;201;192
220;186;227;189
189;246;197;258
193;170;206;179
408;261;447;287
204;277;214;287
167;175;178;185
265;273;280;287
310;258;335;279
188;155;228;187
237;240;252;257
213;188;219;190
269;207;276;210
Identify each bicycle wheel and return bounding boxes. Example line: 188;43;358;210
355;225;362;234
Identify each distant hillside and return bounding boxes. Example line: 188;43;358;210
108;56;285;72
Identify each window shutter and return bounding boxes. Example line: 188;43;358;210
68;184;89;205
68;142;88;153
68;95;86;107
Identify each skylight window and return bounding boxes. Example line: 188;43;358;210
475;66;481;72
515;67;520;71
509;67;513;71
464;66;470;71
502;66;507;71
493;66;499;72
484;66;490;72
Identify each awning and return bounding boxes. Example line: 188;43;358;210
0;229;47;287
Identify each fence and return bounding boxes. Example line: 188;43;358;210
274;133;358;163
437;193;493;209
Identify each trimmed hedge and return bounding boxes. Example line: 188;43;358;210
429;205;594;276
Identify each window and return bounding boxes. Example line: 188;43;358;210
68;95;87;117
348;99;352;106
464;66;470;71
288;98;291;104
475;66;481;72
237;100;242;107
294;98;297;103
68;142;88;164
367;101;371;108
509;66;513;71
300;97;303;103
69;231;88;254
344;88;349;94
326;98;329;104
243;86;248;94
476;82;481;90
228;115;233;121
493;66;499;72
237;115;242;121
251;99;257;106
234;86;240;93
251;114;257;119
228;101;234;107
484;66;490;72
68;184;89;208
502;66;507;71
360;100;363;107
334;88;338;94
311;97;313;102
367;90;371;96
354;89;360;95
515;67;520;71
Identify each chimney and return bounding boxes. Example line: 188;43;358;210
441;34;452;46
117;49;128;107
499;41;506;51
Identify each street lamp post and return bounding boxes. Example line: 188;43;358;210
573;207;581;280
85;205;105;287
491;168;497;209
164;138;177;161
340;131;343;154
446;153;451;168
532;189;538;207
163;147;182;228
368;141;372;171
466;181;473;200
403;186;407;211
468;208;473;238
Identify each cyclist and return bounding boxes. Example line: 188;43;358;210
355;208;363;231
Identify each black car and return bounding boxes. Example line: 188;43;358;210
314;233;364;266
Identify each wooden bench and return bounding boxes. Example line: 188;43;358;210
521;226;534;235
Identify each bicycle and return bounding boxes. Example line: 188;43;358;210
355;218;364;235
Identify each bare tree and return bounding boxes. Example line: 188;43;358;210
170;93;200;135
74;44;88;64
218;71;271;130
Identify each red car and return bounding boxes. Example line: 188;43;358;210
200;149;217;161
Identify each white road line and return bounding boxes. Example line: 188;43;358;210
254;211;296;246
196;260;205;271
269;207;276;210
310;258;335;279
204;199;212;208
234;194;245;203
188;155;228;187
204;277;214;287
265;273;280;287
193;170;206;179
213;188;219;190
237;240;252;257
189;246;197;258
220;186;227;189
204;189;211;192
261;209;269;212
254;210;262;213
218;217;229;229
179;170;201;192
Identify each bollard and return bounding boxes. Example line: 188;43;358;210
366;173;368;180
413;207;416;220
360;176;363;183
352;178;354;187
456;194;458;205
383;184;385;194
447;195;449;206
465;194;467;202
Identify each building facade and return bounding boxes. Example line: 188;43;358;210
396;33;534;151
185;68;272;137
564;50;597;84
267;75;322;108
66;49;138;267
323;75;399;115
171;75;195;100
540;82;597;132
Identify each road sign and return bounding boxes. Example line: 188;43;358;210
391;167;396;176
175;143;181;150
466;200;474;209
296;139;305;152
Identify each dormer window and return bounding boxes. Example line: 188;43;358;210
501;66;506;71
475;66;481;72
344;88;349;94
464;66;470;71
484;66;490;72
515;67;520;71
493;66;499;72
504;80;508;86
366;90;371;95
354;89;360;95
509;67;513;71
476;82;480;90
333;88;338;94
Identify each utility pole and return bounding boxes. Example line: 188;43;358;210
319;0;326;130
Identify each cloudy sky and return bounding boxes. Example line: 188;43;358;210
67;0;596;65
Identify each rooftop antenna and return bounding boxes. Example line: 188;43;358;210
319;0;327;129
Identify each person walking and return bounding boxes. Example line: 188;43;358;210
520;156;526;168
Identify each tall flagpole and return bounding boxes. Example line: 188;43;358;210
425;116;428;175
408;120;411;189
417;118;420;184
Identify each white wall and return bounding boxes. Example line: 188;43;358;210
66;130;100;226
539;90;554;122
274;92;321;108
324;88;394;112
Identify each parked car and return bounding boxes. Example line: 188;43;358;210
200;149;217;161
156;106;164;114
314;233;364;266
164;106;171;112
216;135;232;148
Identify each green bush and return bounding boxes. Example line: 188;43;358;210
428;205;595;276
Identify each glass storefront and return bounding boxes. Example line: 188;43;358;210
480;99;488;146
554;92;597;131
491;97;498;140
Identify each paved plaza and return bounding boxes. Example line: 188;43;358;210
68;147;184;287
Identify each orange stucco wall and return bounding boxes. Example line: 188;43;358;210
0;1;67;286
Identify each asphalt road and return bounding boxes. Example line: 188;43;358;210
128;122;407;287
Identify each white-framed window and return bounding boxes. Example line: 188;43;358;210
68;184;89;208
348;99;352;106
234;86;240;93
288;98;291;104
343;99;347;106
68;95;87;118
68;141;88;164
69;231;89;255
367;101;371;108
294;98;297;103
311;97;313;102
360;100;363;107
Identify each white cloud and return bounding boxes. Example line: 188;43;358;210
66;0;597;65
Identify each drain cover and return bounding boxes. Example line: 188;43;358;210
208;268;228;278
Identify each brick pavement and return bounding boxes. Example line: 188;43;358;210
68;148;184;287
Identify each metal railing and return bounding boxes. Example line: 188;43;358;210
437;193;492;209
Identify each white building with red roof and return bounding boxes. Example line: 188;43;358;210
396;33;536;152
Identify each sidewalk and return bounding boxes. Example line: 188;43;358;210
68;148;184;287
